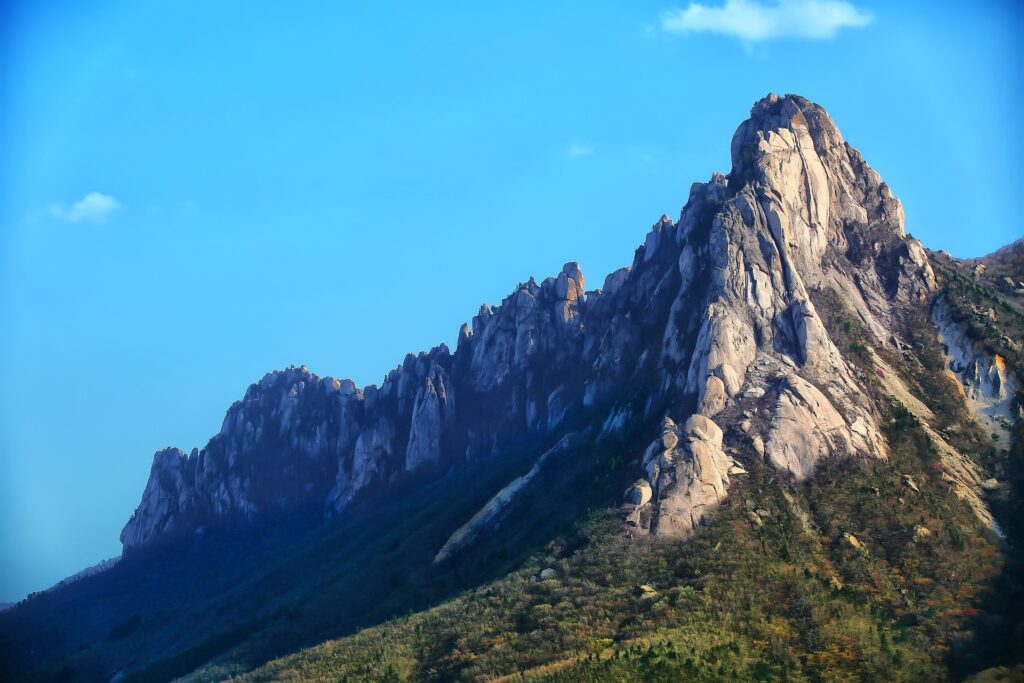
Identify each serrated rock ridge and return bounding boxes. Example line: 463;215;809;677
122;94;947;550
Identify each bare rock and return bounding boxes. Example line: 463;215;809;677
627;415;732;537
842;532;866;552
637;584;658;599
765;374;862;480
404;365;454;472
121;94;966;555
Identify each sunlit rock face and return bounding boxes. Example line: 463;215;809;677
623;94;929;535
933;296;1021;450
122;94;954;550
624;415;731;536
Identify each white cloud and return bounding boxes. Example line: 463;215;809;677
50;192;122;224
662;0;872;42
566;142;595;158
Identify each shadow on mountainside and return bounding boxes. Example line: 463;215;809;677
0;400;651;683
950;418;1024;680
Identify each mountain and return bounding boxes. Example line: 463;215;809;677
119;93;940;549
1;94;1021;682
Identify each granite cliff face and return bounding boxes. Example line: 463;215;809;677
933;296;1021;450
122;94;993;554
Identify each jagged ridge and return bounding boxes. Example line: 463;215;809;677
122;94;953;553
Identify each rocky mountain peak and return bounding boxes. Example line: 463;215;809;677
120;94;963;553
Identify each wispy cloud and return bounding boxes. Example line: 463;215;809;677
50;192;122;224
662;0;872;42
565;142;595;158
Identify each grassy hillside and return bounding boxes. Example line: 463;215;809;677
226;404;1001;681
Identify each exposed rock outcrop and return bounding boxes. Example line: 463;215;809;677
765;373;867;480
620;93;926;534
868;348;996;529
625;416;731;536
933;296;1020;449
123;366;365;547
433;433;581;564
123;94;979;554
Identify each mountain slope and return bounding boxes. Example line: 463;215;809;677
1;94;1020;682
120;93;944;551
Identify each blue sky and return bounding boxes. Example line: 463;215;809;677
1;0;1022;602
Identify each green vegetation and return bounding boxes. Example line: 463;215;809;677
231;397;999;681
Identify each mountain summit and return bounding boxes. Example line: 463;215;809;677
3;94;1021;682
120;93;953;550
